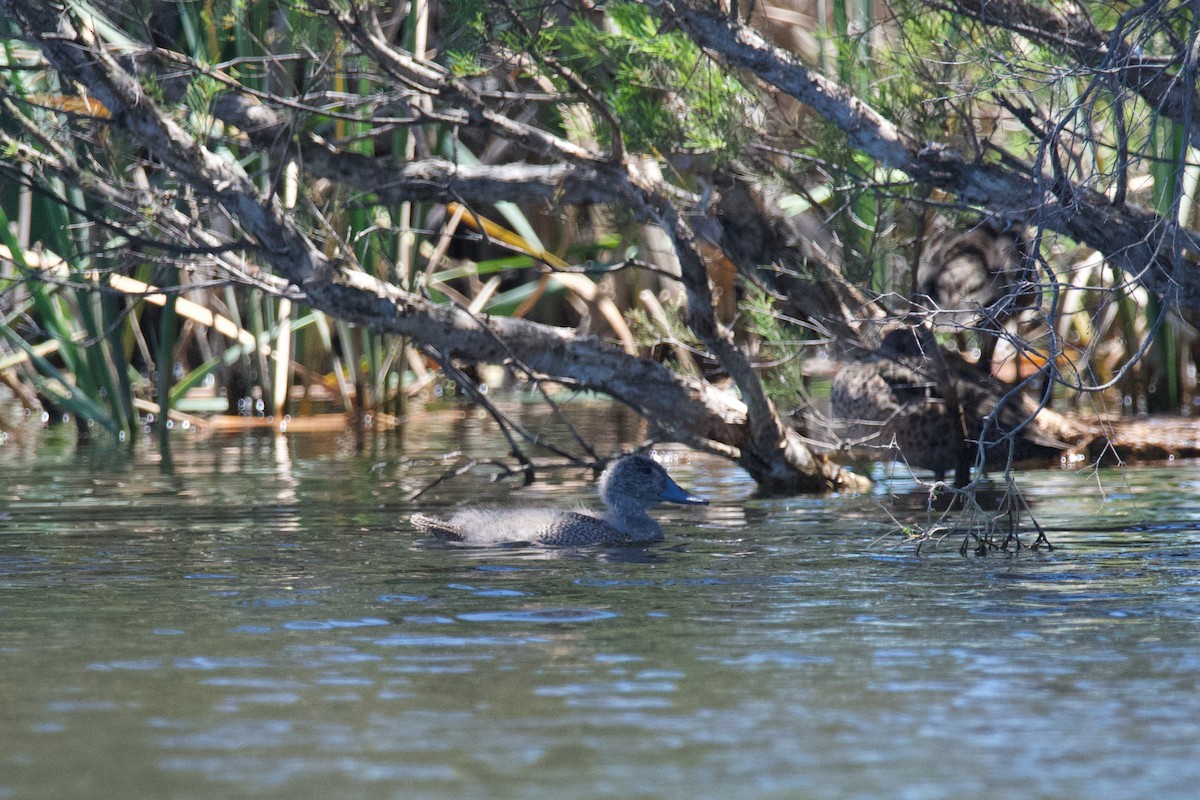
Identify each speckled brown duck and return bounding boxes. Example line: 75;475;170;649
410;453;709;546
913;219;1036;328
912;219;1038;368
830;325;1067;485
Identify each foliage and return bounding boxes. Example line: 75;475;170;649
510;1;755;158
740;284;809;411
0;0;1198;495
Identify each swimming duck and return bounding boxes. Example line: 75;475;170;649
410;453;709;546
830;325;1067;485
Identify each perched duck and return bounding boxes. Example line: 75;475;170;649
914;219;1036;327
410;453;708;546
830;325;1067;485
913;219;1038;368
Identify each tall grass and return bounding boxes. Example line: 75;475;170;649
0;1;638;438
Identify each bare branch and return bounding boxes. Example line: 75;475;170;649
943;0;1200;148
645;0;1200;310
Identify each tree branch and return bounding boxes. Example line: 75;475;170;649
647;0;1200;310
296;0;837;488
1;0;866;493
943;0;1200;148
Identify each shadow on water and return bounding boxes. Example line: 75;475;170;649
2;402;1200;798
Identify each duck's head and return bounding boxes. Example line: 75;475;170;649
599;453;709;510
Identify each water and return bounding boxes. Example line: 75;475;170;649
2;408;1200;799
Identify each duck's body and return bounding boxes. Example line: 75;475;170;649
831;326;1066;484
411;453;708;546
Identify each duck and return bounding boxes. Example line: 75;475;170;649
410;453;709;546
914;219;1034;323
830;324;1067;485
912;218;1038;368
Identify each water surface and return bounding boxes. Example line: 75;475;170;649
2;410;1199;799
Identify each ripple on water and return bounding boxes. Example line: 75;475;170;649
535;677;678;710
377;594;429;604
282;644;383;667
370;633;548;647
157;755;456;788
234;597;318;608
456;608;620;623
446;583;528;597
200;677;308;689
45;699;120;713
86;655;273;672
213;693;302;712
400;615;455;625
175;656;273;670
721;652;835;669
573;577;657;587
280;618;391;631
88;658;164;671
969;603;1068;618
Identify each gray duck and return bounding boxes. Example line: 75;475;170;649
410;453;708;546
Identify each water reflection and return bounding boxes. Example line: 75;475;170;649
2;411;1200;798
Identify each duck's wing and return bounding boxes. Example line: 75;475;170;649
871;359;940;404
536;511;622;546
410;513;466;542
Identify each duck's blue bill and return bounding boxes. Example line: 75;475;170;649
659;477;709;505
